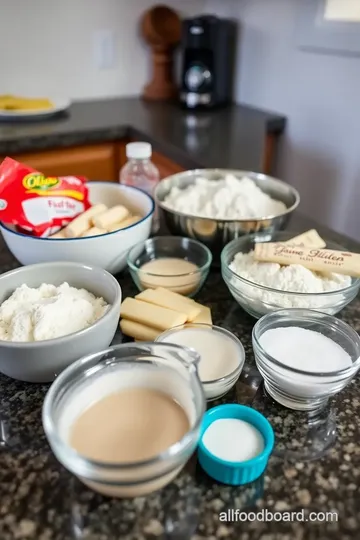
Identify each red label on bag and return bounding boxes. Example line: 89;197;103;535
0;157;91;236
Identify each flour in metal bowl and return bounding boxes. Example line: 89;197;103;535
163;174;286;219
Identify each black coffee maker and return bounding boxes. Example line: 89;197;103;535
180;15;237;109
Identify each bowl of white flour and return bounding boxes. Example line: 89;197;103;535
155;170;300;259
0;262;122;382
221;232;360;318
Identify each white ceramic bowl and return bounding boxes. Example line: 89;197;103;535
0;182;154;275
0;262;122;383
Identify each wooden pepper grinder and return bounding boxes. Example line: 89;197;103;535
141;5;181;101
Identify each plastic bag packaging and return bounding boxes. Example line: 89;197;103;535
0;157;90;237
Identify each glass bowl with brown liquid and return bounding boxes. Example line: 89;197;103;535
42;342;205;498
127;236;212;297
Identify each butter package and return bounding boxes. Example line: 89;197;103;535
285;229;326;249
0;157;90;237
254;242;360;277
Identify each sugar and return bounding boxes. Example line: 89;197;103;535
202;418;264;462
259;327;352;373
258;326;353;406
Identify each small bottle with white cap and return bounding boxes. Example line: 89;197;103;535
120;142;160;232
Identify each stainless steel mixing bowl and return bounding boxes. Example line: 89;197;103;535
155;169;300;259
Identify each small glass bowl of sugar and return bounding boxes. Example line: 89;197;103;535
252;309;360;411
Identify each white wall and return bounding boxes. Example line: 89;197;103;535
0;0;206;100
207;0;360;240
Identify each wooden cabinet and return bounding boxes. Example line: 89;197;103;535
117;141;128;171
1;125;278;183
1;140;185;184
1;136;276;182
4;143;118;181
262;134;277;176
151;151;185;179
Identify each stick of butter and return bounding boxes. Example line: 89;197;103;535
160;290;213;324
192;305;212;325
135;288;201;322
120;297;187;330
120;319;160;341
286;229;326;248
254;243;360;277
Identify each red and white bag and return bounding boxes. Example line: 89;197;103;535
0;157;91;237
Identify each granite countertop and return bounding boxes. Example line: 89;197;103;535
0;97;285;172
0;212;359;540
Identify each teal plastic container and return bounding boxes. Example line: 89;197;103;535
198;404;274;485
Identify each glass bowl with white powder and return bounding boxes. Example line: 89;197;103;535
252;309;360;411
221;232;360;318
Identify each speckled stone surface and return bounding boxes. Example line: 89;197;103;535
0;97;285;173
0;214;359;540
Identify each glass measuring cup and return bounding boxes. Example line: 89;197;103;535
43;342;206;497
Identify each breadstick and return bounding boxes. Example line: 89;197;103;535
82;226;107;237
93;205;129;229
120;319;160;341
64;204;108;238
135;288;201;321
108;215;141;232
120;297;187;331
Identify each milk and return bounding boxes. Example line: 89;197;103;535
157;325;244;400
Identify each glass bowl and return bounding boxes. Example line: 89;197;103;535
221;231;360;319
156;323;245;401
252;309;360;411
42;342;205;498
127;236;212;297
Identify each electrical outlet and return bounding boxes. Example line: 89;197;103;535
94;30;115;70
